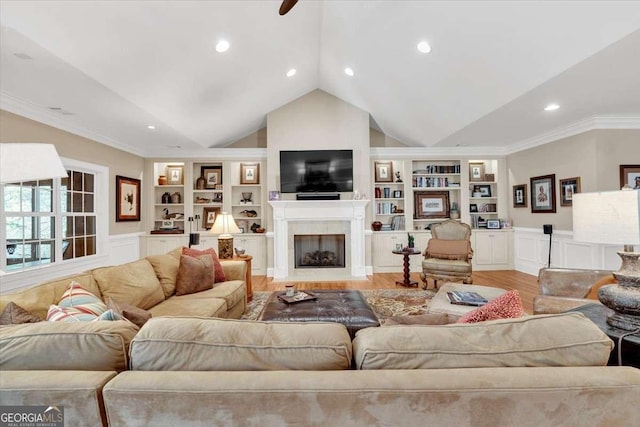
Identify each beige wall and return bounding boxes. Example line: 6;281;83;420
0;110;146;235
370;128;410;147
266;89;370;198
227;128;267;148
507;129;640;231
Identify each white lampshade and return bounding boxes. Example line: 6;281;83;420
573;190;640;245
0;143;67;183
208;212;241;237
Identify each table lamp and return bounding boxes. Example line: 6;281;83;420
0;143;67;183
573;189;640;331
208;212;240;259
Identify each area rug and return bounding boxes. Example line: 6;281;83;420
241;289;436;322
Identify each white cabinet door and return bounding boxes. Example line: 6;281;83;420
236;235;266;272
372;233;405;269
473;230;512;269
144;236;185;256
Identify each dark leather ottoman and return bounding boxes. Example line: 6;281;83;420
258;290;380;339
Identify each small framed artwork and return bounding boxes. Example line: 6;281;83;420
395;243;403;251
269;190;280;201
116;175;141;222
484;173;495;181
165;165;184;185
469;162;485;182
530;174;556;213
559;177;581;207
487;219;501;229
202;206;221;230
393;190;402;198
619;164;640;189
201;166;222;189
160;219;174;230
477;184;492;197
240;163;260;185
414;191;450;219
470;204;478;213
513;184;528;208
374;161;394;183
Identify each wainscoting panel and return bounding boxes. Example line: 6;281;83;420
514;227;621;276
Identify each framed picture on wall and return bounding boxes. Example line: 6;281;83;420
559;177;581;206
530;174;556;213
620;164;640;189
374;161;394;183
513;184;528;208
115;175;141;222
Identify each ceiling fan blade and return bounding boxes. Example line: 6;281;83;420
279;0;299;15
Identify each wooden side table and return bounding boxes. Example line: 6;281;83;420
392;248;422;288
221;255;253;302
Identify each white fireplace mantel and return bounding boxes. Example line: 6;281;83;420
269;200;370;280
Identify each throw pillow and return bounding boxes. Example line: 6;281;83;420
175;254;215;296
457;290;525;323
94;309;122;321
106;297;152;328
46;305;98;322
0;302;42;325
182;247;226;283
58;281;107;316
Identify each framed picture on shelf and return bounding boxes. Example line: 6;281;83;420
202;206;221;229
414;191;450;219
559;177;581;206
160;219;174;230
165;165;184;185
619;164;640;189
470;204;478;213
469;162;485;182
476;184;492;197
487;219;501;229
115;175;141;222
201;166;222;189
269;190;280;201
530;174;556;213
374;161;394;183
240;163;260;184
513;184;528;208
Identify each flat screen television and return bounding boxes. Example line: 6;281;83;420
280;150;353;193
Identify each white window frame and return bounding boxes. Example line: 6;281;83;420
0;157;109;292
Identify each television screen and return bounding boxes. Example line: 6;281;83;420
280;150;353;193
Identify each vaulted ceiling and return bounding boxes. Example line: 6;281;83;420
1;1;639;156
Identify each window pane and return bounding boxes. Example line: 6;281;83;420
39;216;55;239
86;236;96;256
21;182;35;212
61;172;70;191
84;194;94;212
74;238;85;257
40;240;54;263
84;173;94;193
60;187;68;212
3;184;21;211
72;192;83;212
74;216;85;235
64;216;73;238
6;217;24;239
86;216;96;234
73;171;83;191
37;180;53;212
63;239;72;260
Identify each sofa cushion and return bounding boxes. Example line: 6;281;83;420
0;302;42;325
353;312;613;370
0;273;100;320
383;313;455;326
175;255;215;296
146;253;180;298
457;290;525;323
182;247;226;283
93;259;165;310
0;320;138;371
422;258;472;273
425;239;471;260
106;298;152;328
180;280;246;311
129;317;352;371
147;296;227;318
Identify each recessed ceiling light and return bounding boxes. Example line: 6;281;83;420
344;67;354;77
544;104;560;111
286;68;297;77
417;41;431;54
215;40;230;53
147;125;156;130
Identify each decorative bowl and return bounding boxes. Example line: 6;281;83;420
234;248;246;257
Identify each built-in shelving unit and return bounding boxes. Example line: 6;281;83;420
468;159;499;229
372;160;405;231
153;162;185;233
411;160;461;231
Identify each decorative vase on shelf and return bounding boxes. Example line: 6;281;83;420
161;192;171;204
196;176;206;189
371;221;382;231
171;192;182;204
158;175;168;185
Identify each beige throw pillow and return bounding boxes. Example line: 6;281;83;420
93;259;165;310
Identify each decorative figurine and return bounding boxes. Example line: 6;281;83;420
395;171;403;183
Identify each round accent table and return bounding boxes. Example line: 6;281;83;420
392;248;422;287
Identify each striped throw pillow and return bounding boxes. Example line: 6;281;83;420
47;305;97;322
57;281;107;316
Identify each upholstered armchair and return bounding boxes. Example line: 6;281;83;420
534;268;616;314
420;220;473;290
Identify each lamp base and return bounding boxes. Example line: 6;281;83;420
218;237;234;259
598;251;640;331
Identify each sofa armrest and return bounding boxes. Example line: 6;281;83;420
533;295;600;315
221;260;246;282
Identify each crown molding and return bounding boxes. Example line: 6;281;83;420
0;92;148;157
505;115;640;155
370;146;508;159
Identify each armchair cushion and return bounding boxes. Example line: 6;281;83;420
424;239;471;260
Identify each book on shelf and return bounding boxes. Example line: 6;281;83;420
447;291;488;306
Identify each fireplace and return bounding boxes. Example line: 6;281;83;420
294;234;346;269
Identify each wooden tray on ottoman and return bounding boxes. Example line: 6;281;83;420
278;291;317;304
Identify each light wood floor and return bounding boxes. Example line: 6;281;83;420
252;270;539;313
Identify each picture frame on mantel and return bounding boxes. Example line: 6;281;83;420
530;174;556;213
